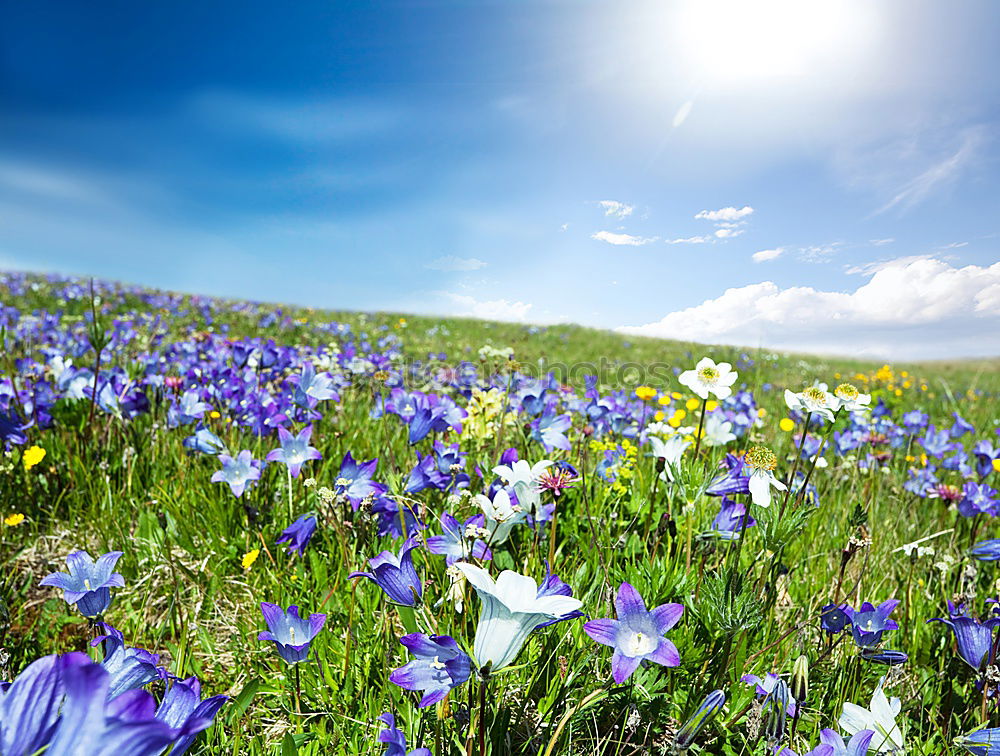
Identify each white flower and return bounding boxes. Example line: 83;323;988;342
678;357;738;400
454;563;583;672
702;413;736;448
474;489;526;545
784;384;839;422
834;383;872;414
743;446;787;508
839;685;904;753
492;459;552;516
648;434;690;482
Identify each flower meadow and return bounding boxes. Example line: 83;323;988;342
1;272;999;755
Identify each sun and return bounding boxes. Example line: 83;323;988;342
669;0;880;86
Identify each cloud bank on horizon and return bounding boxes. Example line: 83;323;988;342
618;257;1000;360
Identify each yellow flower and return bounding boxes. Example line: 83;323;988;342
241;549;260;570
894;389;902;397
657;395;672;406
685;397;700;411
779;418;795;432
833;372;841;379
757;408;767;418
875;365;894;383
671;391;683;400
3;513;25;527
705;400;719;412
23;446;46;471
993;459;1000;474
900;370;909;378
209;410;221;419
635;386;657;401
654;410;664;422
902;380;911;389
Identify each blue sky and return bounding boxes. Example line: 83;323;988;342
1;0;999;359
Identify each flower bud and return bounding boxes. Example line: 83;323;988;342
674;689;726;751
762;678;789;745
790;655;809;704
860;648;908;666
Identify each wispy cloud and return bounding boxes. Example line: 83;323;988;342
665;235;712;244
591;230;657;246
597;200;634;219
798;243;842;263
425;255;487;272
869;238;895;246
873;129;983;215
444;292;533;321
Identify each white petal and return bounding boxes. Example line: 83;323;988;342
748;473;772;507
839;702;873;735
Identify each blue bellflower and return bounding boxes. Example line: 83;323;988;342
377;713;431;756
40;550;125;617
265;425;322;478
275;514;318;555
389;633;472;707
210;450;262;498
258;602;328;665
0;652;223;756
425;512;491;566
350;537;423;606
847;599;899;649
928;602;1000;671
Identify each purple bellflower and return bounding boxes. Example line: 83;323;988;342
335;452;387;510
583;581;683;684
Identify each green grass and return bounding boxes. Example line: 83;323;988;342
1;272;999;755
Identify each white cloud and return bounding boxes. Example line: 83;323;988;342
591;230;657;246
694;205;754;222
940;241;968;249
618;256;1000;359
444;292;533;322
597;200;634;219
560;223;569;231
666;235;712;244
869;238;895;246
714;227;744;239
425;255;487;272
752;247;784;263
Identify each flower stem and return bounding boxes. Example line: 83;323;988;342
692;396;708;459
